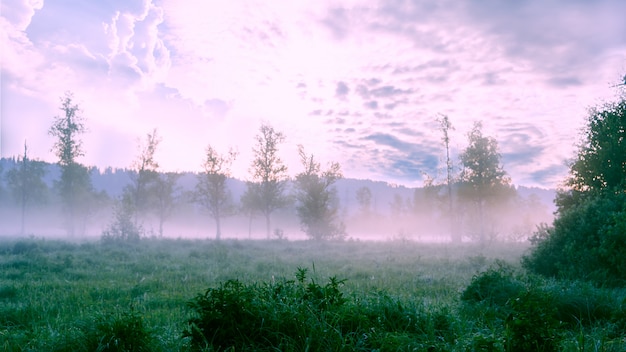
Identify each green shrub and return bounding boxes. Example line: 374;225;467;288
184;267;456;351
505;288;561;352
523;191;626;286
461;263;525;307
183;267;348;351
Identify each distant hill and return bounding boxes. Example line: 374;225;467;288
0;158;556;215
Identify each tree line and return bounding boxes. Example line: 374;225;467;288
1;91;553;242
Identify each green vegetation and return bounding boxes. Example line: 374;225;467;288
1;237;625;351
524;88;626;286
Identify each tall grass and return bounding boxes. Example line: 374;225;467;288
0;237;623;351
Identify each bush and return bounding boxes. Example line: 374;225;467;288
101;197;143;244
523;191;626;286
461;262;525;308
184;267;456;351
56;307;154;352
506;288;561;352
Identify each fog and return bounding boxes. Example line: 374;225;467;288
0;160;554;243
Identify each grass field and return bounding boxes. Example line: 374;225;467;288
1;237;624;351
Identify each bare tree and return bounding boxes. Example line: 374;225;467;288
294;145;345;240
437;115;458;242
244;124;289;239
194;145;238;240
49;92;93;236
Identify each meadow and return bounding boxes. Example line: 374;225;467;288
1;237;625;351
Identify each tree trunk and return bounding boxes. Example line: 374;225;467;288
265;212;271;240
20;193;26;236
215;213;221;240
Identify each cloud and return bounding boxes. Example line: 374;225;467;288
335;81;349;97
364;101;378;109
529;164;569;186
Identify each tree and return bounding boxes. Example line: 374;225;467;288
437;115;458;242
524;81;626;286
154;172;181;237
355;186;372;217
294;145;345;240
244;124;289;239
194;145;238;240
563;97;626;209
459;122;513;242
125;129;161;226
49;92;94;236
6;142;48;235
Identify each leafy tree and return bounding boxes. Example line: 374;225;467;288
244;124;289;239
48;92;94;236
459;122;513;242
294;145;345;240
6;142;48;235
194;145;238;240
560;97;626;211
355;186;372;217
154;172;181;237
125;129;161;226
524;82;626;286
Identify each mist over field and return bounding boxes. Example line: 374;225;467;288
0;157;554;242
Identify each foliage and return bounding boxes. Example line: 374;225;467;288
523;191;626;286
194;145;237;239
244;124;290;239
125;129;161;224
57;307;155;352
461;263;525;307
6;142;48;234
2;238;624;351
293;145;345;240
184;267;455;351
49;92;86;167
523;83;626;288
567;98;626;198
48;92;95;236
101;194;143;244
458;122;514;242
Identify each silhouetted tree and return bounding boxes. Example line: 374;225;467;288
459;122;513;243
6;142;48;235
194;145;237;240
294;145;345;240
49;92;94;236
244;124;289;239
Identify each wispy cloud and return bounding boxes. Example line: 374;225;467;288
1;0;625;189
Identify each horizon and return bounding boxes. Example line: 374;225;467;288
2;1;626;189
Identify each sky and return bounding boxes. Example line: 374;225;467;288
1;0;625;189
